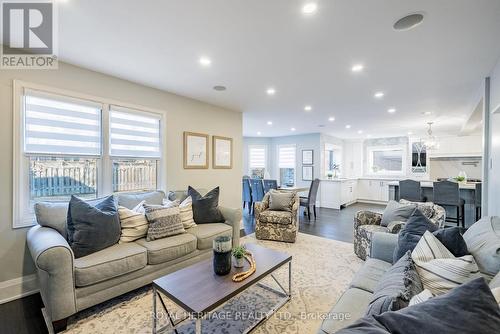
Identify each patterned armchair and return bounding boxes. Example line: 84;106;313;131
254;191;299;243
353;200;446;260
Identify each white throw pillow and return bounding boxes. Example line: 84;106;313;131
163;196;196;229
118;204;149;243
411;231;480;295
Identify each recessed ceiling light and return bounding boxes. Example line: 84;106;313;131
267;121;273;125
374;92;385;99
302;3;318;15
394;13;425;31
388;108;396;113
351;64;364;72
345;125;351;129
357;130;363;134
291;127;296;131
213;85;226;91
318;124;326;128
407;131;413;135
257;131;262;136
304;105;312;111
423;111;432;115
199;56;211;66
328;117;335;122
266;88;276;95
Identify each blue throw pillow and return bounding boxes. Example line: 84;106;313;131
338;278;500;334
393;210;469;263
67;195;120;258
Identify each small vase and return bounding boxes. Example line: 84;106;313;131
213;236;232;276
233;256;245;268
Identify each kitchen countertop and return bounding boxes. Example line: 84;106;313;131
387;180;478;190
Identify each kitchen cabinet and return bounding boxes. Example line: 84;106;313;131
427;135;482;158
357;179;392;202
320;179;357;209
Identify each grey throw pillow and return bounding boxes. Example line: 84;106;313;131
188;186;224;224
34;202;69;237
143;204;185;241
116;190;165;209
380;200;417;227
269;190;295;212
365;251;423;316
67;195;121;258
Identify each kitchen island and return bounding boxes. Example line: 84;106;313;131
388;181;479;228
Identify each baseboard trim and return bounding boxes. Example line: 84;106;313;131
357;199;388;205
0;274;39;304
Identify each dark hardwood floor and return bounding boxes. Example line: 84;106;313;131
243;202;385;243
1;203;383;334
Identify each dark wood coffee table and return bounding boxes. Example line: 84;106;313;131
152;243;292;334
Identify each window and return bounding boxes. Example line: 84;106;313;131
13;82;164;228
325;144;342;177
368;147;406;175
248;145;266;179
110;106;161;192
278;145;296;186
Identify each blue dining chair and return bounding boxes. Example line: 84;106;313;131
263;179;278;194
242;178;253;213
250;179;265;214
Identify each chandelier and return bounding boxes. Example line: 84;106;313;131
422;122;439;150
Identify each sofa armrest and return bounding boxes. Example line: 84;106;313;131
27;225;76;321
219;206;242;247
354;210;382;230
370;232;398;263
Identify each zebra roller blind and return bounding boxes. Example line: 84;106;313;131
24;89;102;156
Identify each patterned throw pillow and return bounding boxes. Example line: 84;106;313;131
143;204;185;241
411;231;480;295
163;196;196;229
118;204;149;243
268;190;295;212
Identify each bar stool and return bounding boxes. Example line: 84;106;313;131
433;181;465;228
475;183;482;222
399;179;426;202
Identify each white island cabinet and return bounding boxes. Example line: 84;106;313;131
357;179;393;203
319;179;357;209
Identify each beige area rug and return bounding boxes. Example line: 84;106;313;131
63;233;362;334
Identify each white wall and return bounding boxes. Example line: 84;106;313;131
0;62;242;299
487;57;500;216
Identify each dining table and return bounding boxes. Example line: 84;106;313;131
278;186;310;193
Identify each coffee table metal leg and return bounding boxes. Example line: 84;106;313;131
195;318;202;334
288;261;292;297
152;286;157;334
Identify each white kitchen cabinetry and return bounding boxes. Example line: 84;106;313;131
357;179;391;202
428;135;482;158
320;179;357;209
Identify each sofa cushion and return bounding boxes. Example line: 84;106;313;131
463;216;500;276
188;186;225;224
259;211;293;225
269;190;295;212
412;231;480;295
350;258;392;293
34;202;69;237
339;278;500;334
380;200;416;227
117;190;165;209
186;223;232;250
135;233;197;265
67;195;121;258
320;288;374;334
74;242;147;287
365;251;423;316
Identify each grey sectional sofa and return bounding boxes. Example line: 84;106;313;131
27;190;242;332
318;216;500;333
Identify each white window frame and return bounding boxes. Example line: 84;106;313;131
366;145;407;176
248;144;267;176
13;80;166;228
277;144;296;186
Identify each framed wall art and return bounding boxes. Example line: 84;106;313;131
212;135;233;169
184;132;209;169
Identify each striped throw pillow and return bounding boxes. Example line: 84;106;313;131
411;231;480;295
409;289;434;306
163;196;196;229
118;205;149;243
144;204;185;241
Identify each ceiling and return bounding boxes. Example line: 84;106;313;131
56;0;500;138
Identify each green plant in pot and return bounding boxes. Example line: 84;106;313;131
232;245;246;268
